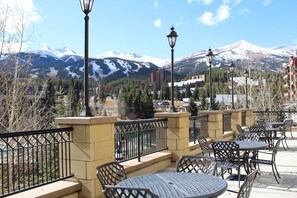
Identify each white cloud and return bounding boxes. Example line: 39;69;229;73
198;12;216;26
198;5;231;26
263;0;272;6
0;0;41;33
154;19;162;27
0;0;41;52
217;5;230;21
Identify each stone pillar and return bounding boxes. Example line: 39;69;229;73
245;109;254;127
56;116;117;198
199;111;224;141
226;110;242;132
154;112;191;162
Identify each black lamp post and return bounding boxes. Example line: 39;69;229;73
206;48;214;110
167;26;178;112
229;61;235;109
79;0;94;117
244;69;249;108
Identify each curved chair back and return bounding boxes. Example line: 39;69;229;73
176;155;217;175
96;162;127;190
237;132;259;142
198;137;212;156
236;124;243;133
237;170;258;198
104;185;159;198
212;141;240;162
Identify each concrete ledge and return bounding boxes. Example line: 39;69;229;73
121;151;172;177
7;180;81;198
223;131;234;141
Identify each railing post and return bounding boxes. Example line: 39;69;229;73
138;122;141;162
199;111;224;140
154;112;191;162
245;109;254;127
56;116;117;198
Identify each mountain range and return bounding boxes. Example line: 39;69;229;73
1;40;296;80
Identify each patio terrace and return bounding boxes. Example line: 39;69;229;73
158;133;297;198
2;110;297;197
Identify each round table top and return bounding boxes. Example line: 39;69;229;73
117;172;227;198
235;140;267;150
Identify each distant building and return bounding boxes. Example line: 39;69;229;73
167;75;205;90
283;56;297;104
148;68;165;89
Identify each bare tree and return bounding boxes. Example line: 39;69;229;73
0;2;51;132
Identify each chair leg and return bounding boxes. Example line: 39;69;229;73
273;162;281;179
284;138;289;149
238;168;241;188
271;163;280;184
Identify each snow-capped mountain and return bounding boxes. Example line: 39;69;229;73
1;48;160;80
96;51;169;67
172;40;297;77
1;40;296;80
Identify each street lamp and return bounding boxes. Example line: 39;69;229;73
79;0;94;117
229;61;235;109
244;69;249;108
206;48;214;110
167;26;178;112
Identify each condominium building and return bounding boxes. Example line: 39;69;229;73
283;56;297;103
148;68;166;89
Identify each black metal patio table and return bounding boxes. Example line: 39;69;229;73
116;172;227;198
235;140;267;150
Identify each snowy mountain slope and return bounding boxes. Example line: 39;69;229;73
172;40;297;77
96;51;169;67
1;40;296;80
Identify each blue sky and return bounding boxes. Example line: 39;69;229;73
9;0;297;59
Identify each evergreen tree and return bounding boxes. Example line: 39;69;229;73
185;85;192;98
187;98;198;116
193;85;199;100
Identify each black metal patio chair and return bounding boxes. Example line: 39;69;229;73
250;137;283;183
228;170;258;198
236;131;259;142
249;125;272;149
277;119;293;149
176;155;217;175
198;137;213;156
212;141;248;188
96;161;127;190
103;185;159;198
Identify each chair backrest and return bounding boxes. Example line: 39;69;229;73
176;155;217;175
272;137;284;157
212;141;240;162
236;124;243;133
198;137;211;155
96;162;127;190
283;119;293;132
237;170;258;198
104;185;159;198
256;120;267;127
237;132;259;142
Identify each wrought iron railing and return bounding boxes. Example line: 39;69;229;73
0;127;73;197
189;115;208;143
253;110;297;122
114;118;167;162
242;111;247;126
223;112;232;132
